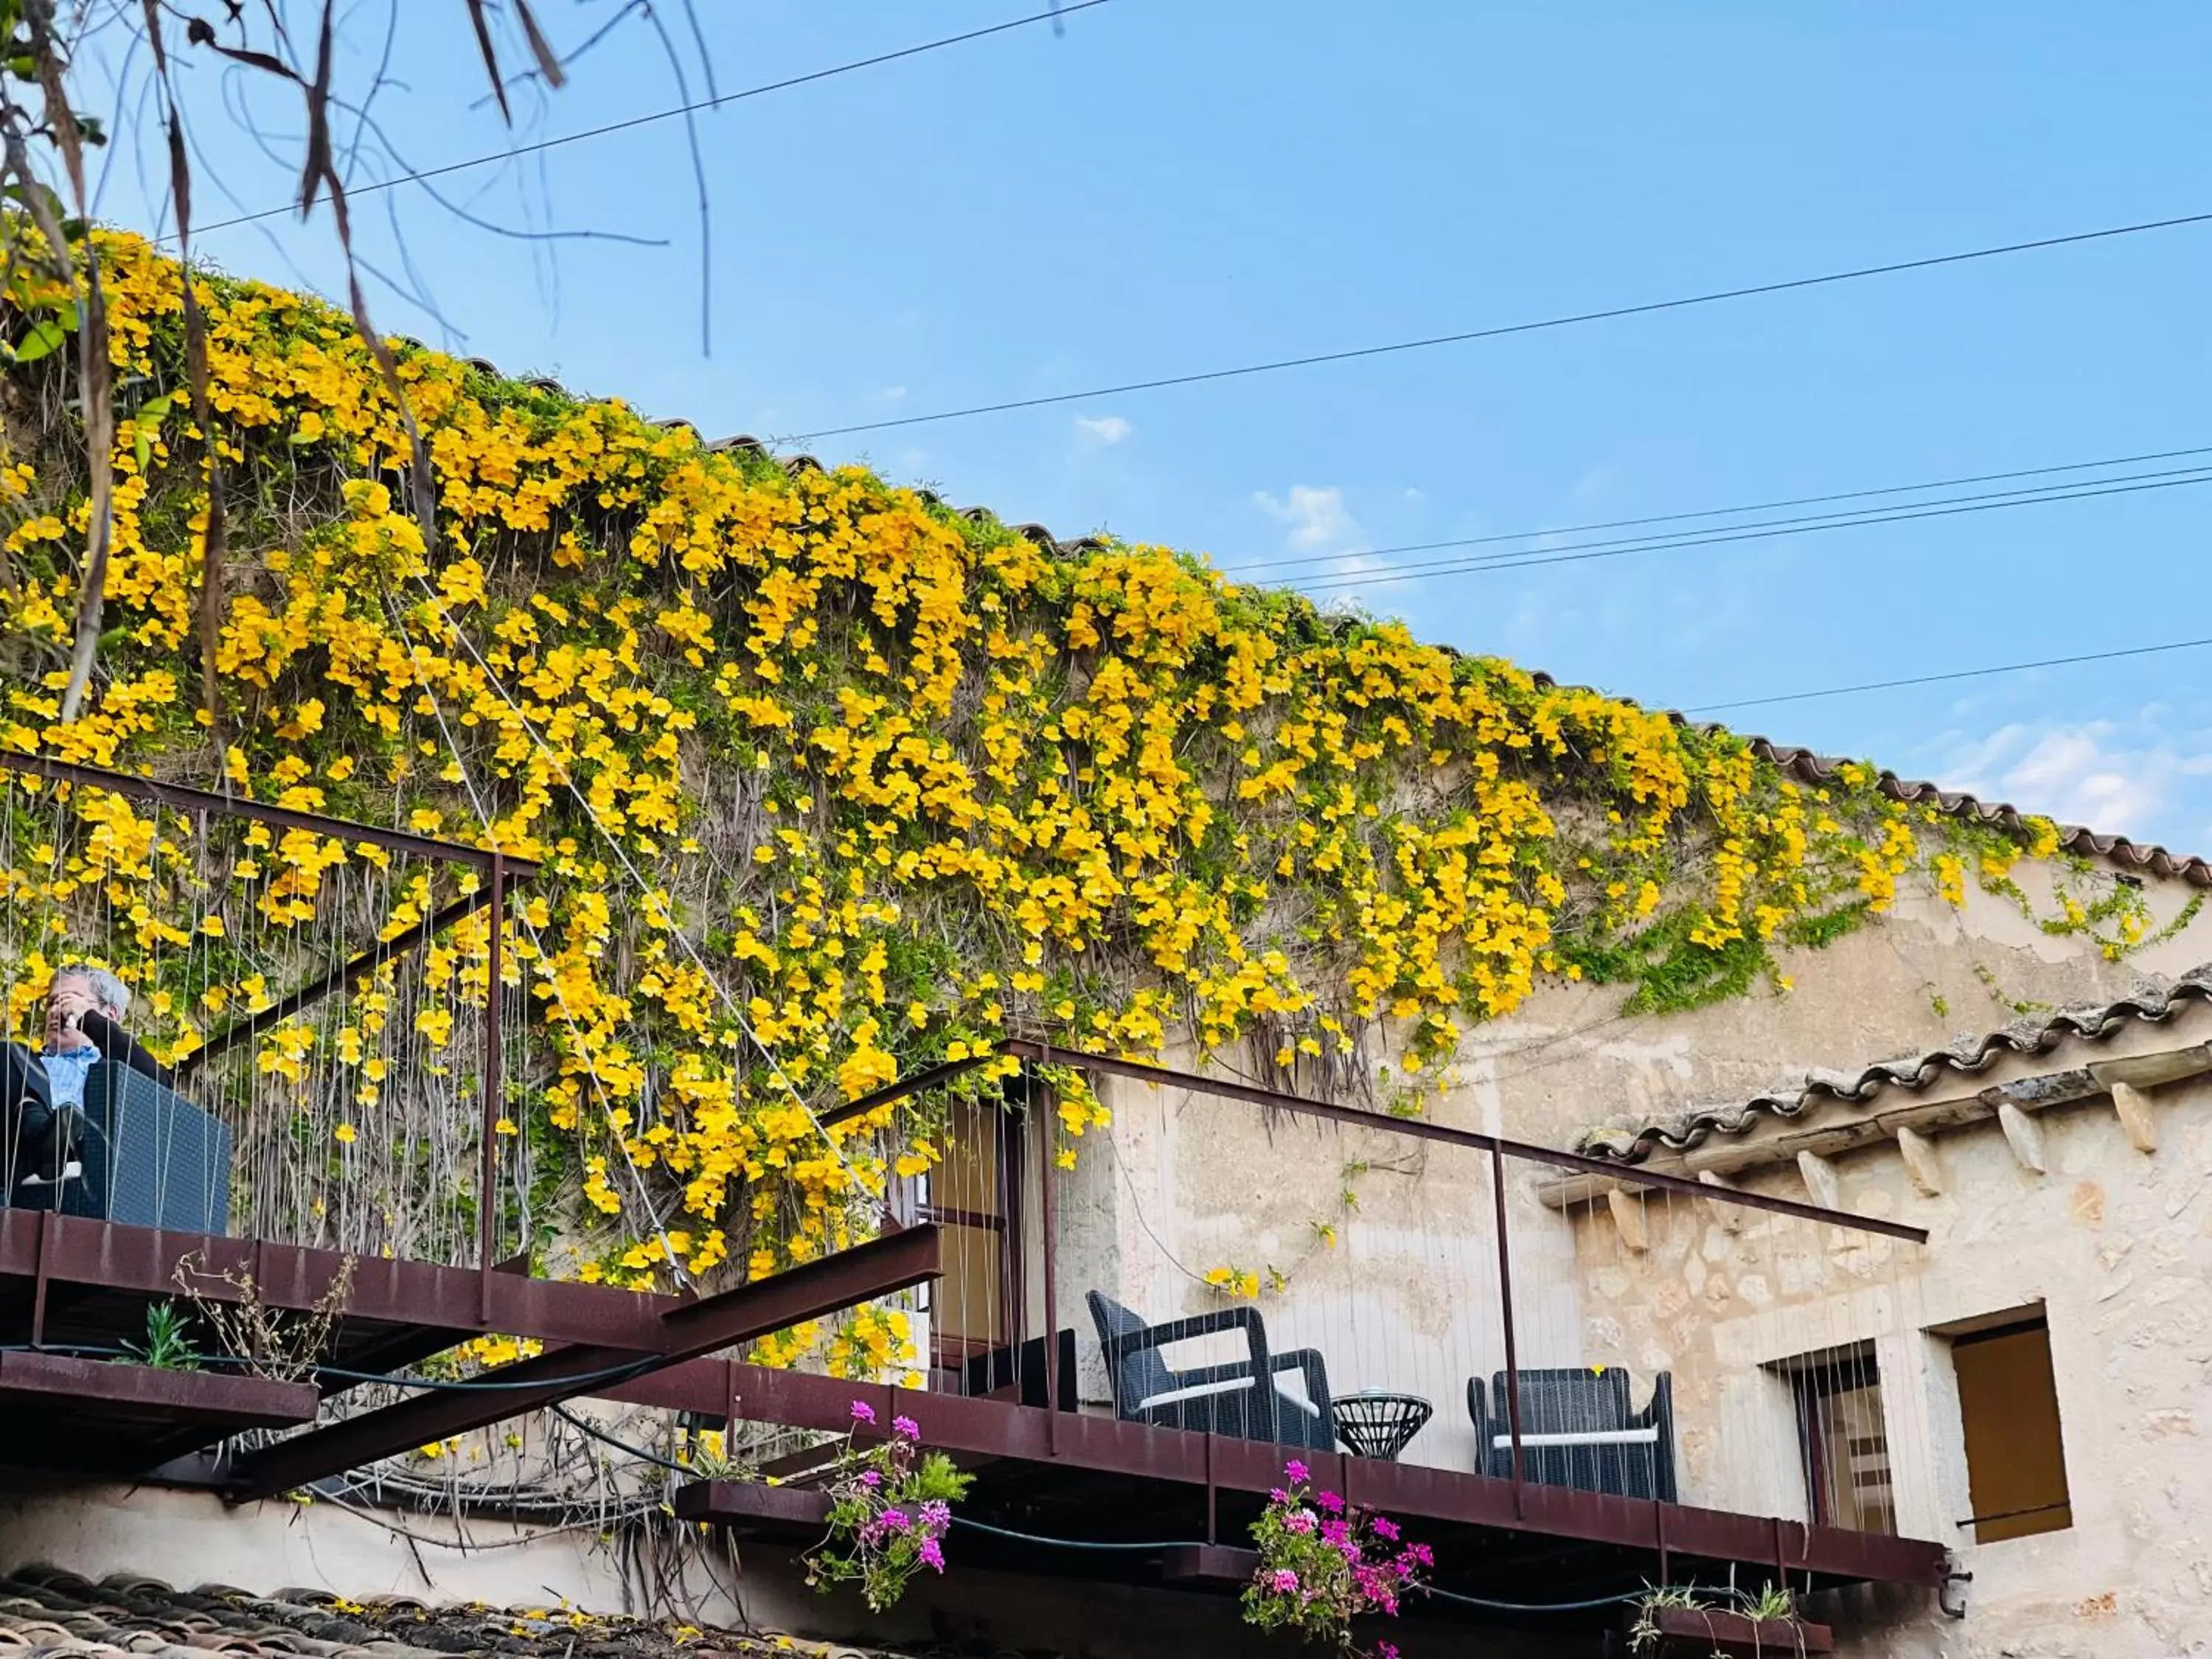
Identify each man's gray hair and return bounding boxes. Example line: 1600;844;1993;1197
54;963;130;1018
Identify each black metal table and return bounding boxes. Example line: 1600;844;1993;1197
1331;1390;1434;1460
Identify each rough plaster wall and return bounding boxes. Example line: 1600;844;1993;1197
1058;868;2212;1475
1049;866;2212;1652
0;1483;1559;1659
1476;869;2212;1155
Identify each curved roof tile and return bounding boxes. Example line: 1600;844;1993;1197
1581;964;2212;1166
0;1566;937;1659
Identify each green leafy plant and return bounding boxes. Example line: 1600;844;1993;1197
678;1424;753;1481
119;1300;200;1371
1242;1460;1430;1658
804;1400;973;1612
1739;1583;1796;1624
1629;1583;1800;1656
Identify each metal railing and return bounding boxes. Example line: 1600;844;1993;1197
823;1039;1938;1548
0;751;535;1284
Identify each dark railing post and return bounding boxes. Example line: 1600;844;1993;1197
479;851;505;1324
1492;1144;1526;1518
1206;1430;1218;1543
29;1208;53;1349
1038;1068;1060;1456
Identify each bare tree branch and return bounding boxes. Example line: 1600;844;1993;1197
142;0;229;745
18;0;118;725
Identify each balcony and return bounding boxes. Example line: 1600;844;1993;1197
0;752;1946;1635
627;1042;1948;1634
0;754;933;1481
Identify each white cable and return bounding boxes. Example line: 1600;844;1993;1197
380;589;696;1284
396;572;883;1194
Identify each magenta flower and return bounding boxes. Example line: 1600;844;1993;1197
1377;1646;1399;1659
858;1468;881;1488
919;1535;946;1572
1267;1568;1300;1594
1315;1489;1345;1514
1283;1458;1310;1484
892;1413;920;1440
879;1506;911;1534
1372;1516;1399;1542
918;1499;952;1529
849;1399;877;1426
1284;1511;1315;1535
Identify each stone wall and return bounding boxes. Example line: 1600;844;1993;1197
1562;1010;2212;1656
1046;863;2212;1652
1054;862;2210;1455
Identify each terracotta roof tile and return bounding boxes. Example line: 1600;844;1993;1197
1721;731;2212;888
1580;964;2212;1165
0;1569;937;1659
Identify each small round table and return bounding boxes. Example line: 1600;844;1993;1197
1330;1391;1434;1461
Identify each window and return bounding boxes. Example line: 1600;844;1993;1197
1951;1313;2071;1543
1790;1348;1896;1535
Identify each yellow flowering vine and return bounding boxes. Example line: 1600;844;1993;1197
0;229;2188;1370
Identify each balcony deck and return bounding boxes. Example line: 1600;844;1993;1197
619;1357;1947;1626
0;752;1955;1641
0;1211;938;1479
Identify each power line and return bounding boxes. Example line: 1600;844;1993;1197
1218;442;2212;577
1290;467;2212;594
789;208;2212;441
191;1;1112;238
1263;460;2212;586
1685;635;2212;715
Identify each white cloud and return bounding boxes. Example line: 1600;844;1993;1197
880;386;908;403
1566;464;1621;509
1074;414;1131;445
1255;484;1362;554
1939;720;2212;837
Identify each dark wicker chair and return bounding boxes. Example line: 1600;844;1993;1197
1468;1367;1677;1500
1087;1290;1335;1449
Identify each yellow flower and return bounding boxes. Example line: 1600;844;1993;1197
21;224;2104;1294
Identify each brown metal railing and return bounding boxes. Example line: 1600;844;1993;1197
827;1038;1936;1548
0;751;535;1290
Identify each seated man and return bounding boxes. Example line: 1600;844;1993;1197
2;964;167;1191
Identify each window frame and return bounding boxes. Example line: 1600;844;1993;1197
1787;1346;1897;1536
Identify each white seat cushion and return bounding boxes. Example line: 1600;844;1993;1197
1492;1426;1659;1450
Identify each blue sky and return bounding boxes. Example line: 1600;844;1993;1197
89;2;2212;854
